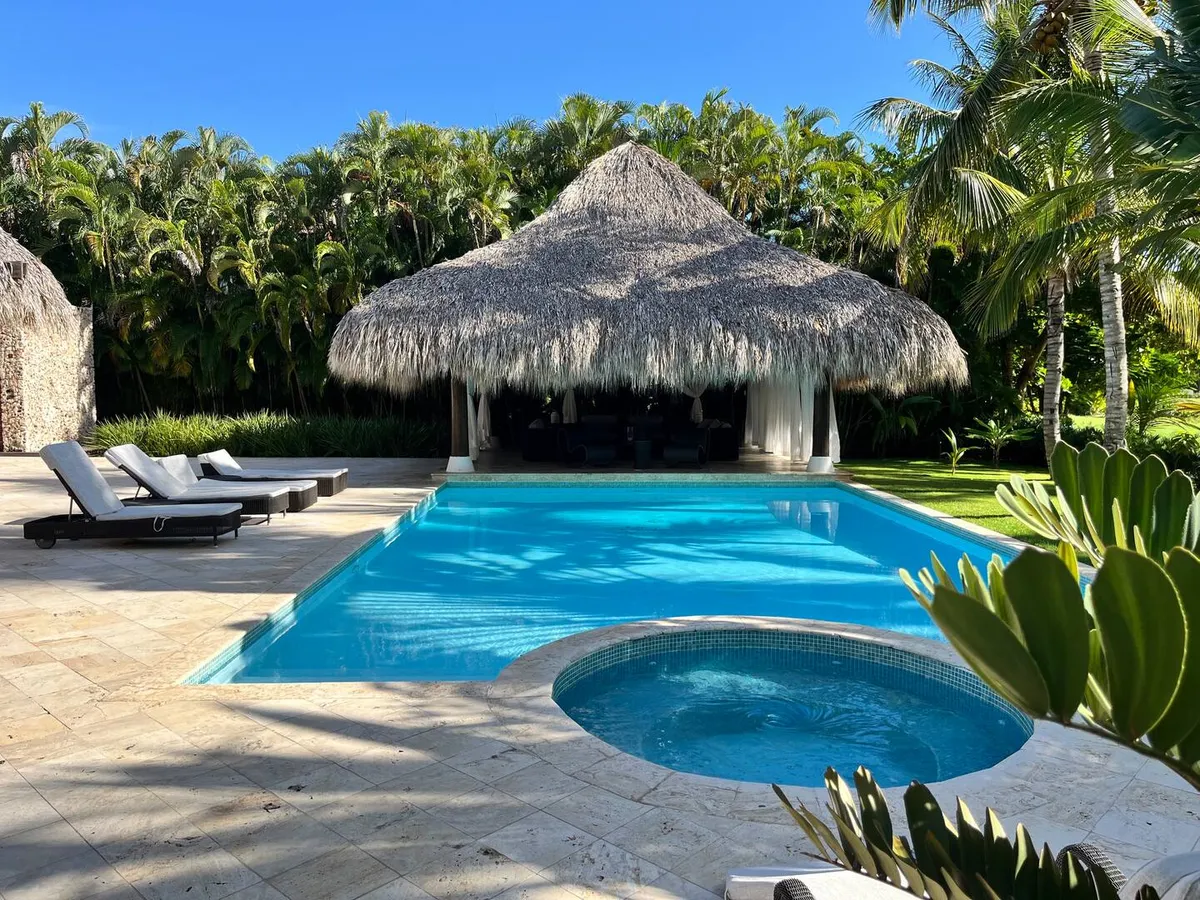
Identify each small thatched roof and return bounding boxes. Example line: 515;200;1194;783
0;227;73;329
329;142;967;394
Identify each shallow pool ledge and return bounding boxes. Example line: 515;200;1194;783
485;616;1105;823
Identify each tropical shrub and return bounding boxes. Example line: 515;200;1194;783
966;418;1036;466
85;411;444;458
996;442;1199;565
774;768;1144;900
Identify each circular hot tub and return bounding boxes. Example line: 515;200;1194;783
552;629;1032;787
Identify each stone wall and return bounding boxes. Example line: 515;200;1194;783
0;307;96;452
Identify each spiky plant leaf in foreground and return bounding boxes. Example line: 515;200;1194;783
774;767;1148;899
995;441;1200;564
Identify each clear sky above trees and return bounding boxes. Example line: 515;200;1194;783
1;0;943;158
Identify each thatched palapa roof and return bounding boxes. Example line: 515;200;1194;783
0;226;73;329
329;142;967;394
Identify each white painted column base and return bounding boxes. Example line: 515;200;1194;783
807;456;835;475
446;456;475;474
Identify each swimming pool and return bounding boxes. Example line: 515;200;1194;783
193;481;1013;683
554;629;1032;786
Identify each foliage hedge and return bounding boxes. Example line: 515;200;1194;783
85;412;445;458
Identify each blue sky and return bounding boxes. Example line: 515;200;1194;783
2;1;946;160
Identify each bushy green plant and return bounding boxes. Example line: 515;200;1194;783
85;411;444;458
965;417;1036;466
775;767;1145;900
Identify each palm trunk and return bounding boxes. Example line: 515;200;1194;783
1085;43;1129;450
1043;270;1067;462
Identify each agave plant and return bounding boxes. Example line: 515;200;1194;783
901;546;1200;792
774;767;1151;900
996;442;1200;565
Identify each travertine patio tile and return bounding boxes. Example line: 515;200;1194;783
4;661;96;696
256;717;381;766
222;883;290;900
545;786;647;838
268;846;396;900
491;761;586;808
0;781;63;840
148;764;262;818
342;743;439;785
268;762;373;812
482;811;597;870
544;838;663;900
0;819;92;883
313;795;470;876
605;808;723;870
109;831;261;900
0;712;68;746
192;791;349;880
631;872;722;900
401;725;499;761
355;878;438;900
374;761;487;810
407;842;542;900
1078;833;1160;876
211;731;331;787
428;785;536;837
443;741;540;784
1091;779;1200;855
0;846;132;900
576;755;671;802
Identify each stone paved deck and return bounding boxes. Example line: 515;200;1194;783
0;454;1196;900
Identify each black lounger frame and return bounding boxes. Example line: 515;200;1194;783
24;472;242;548
200;465;347;496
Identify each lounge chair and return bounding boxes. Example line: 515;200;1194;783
159;454;317;513
24;441;242;549
103;444;291;520
663;426;708;465
197;449;348;496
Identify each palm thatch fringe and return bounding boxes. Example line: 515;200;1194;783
0;227;74;329
329;142;968;395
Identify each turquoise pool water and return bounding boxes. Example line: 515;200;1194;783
554;633;1032;786
197;482;1011;683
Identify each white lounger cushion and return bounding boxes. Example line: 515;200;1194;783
41;441;125;517
105;445;289;502
161;455;317;494
727;865;909;899
98;503;242;520
199;448;348;480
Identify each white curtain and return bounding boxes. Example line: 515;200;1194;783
743;378;840;463
477;392;492;451
682;383;707;424
562;389;578;424
466;381;479;461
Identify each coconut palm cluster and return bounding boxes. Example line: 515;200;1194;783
1031;4;1072;53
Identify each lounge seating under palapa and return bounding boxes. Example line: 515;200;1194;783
197;449;348;496
24;441;242;549
104;444;292;519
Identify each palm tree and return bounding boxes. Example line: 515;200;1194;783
870;0;1148;449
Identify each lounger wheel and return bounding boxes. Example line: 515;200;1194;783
34;537;57;549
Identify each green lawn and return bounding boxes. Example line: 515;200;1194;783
840;459;1053;548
